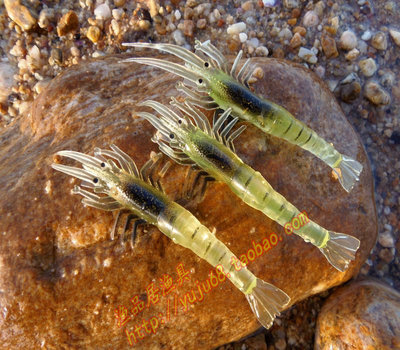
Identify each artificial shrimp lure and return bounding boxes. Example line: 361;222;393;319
137;99;360;272
122;40;363;192
52;144;290;328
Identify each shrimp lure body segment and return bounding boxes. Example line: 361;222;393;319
138;100;360;272
52;144;290;329
122;41;363;192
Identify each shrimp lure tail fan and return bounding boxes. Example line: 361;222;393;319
319;231;360;272
334;155;363;192
245;278;290;329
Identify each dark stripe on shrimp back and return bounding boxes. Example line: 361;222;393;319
124;182;166;220
196;138;236;176
225;81;273;117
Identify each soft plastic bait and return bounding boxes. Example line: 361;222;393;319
52;144;290;328
122;40;363;192
137;100;360;272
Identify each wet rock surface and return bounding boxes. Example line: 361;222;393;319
315;279;400;350
0;55;377;349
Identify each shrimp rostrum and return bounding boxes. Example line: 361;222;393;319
137;100;360;272
52;144;290;329
122;40;363;193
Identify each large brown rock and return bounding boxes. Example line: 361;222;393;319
0;55;377;349
315;279;400;350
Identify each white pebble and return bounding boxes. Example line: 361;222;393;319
94;3;111;20
340;30;358;50
172;29;185;45
298;47;317;64
112;9;124;20
389;29;400;47
264;0;277;6
279;28;293;41
303;11;319;27
29;45;41;62
227;22;246;35
174;9;181;20
359;58;377;77
378;231;395;248
111;19;120;35
255;46;269;56
361;30;372;41
248;37;259;48
0;62;16;103
239;33;248;43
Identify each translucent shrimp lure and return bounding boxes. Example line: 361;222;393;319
137;99;360;272
52;144;290;329
122;40;363;192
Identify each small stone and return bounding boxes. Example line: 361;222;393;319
114;0;126;6
361;30;372;41
293;26;306;36
290;32;303;49
298;47;317;64
197;18;206;29
0;62;16;103
359;58;377;77
321;34;338;58
70;46;80;57
275;338;287;350
389;29;400;47
364;81;390;105
4;0;37;31
303;11;319;27
255;46;269;56
279;28;293;41
239;33;248;43
339;30;358;50
315;280;400;350
227;22;246;35
87;26;101;43
378;248;395;263
38;8;55;29
314;65;325;78
50;48;63;65
138;19;151;30
57;11;79;37
314;1;325;17
248;38;259;48
378;231;395;248
183;20;194;37
172;29;185;45
340;82;361;102
330;16;340;32
283;0;299;9
112;9;124;21
345;48;360;60
148;0;159;18
111;19;120;35
174;10;181;21
33;79;51;94
371;31;388;51
94;3;111;20
241;0;254;11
